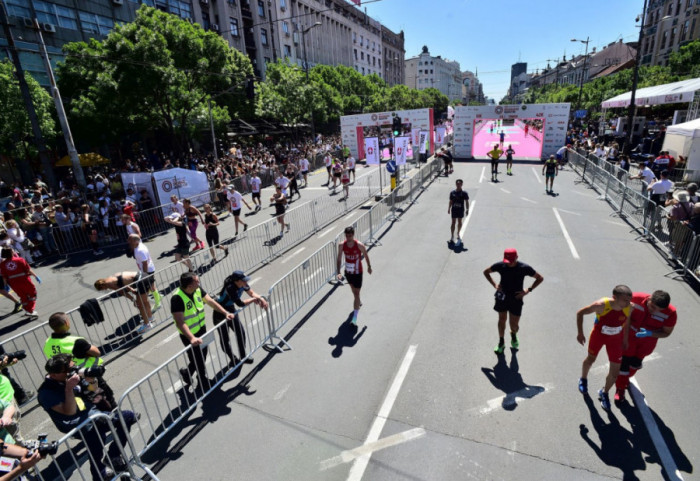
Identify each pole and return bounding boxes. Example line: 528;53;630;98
625;0;648;154
267;0;278;62
0;4;55;189
208;98;218;161
34;18;86;189
302;27;316;140
576;37;589;115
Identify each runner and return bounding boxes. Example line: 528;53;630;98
0;248;39;318
524;123;529;136
483;249;543;354
487;144;503;182
250;171;262;211
203;204;228;263
505;144;516;176
227;186;251;235
163;215;193;272
336;226;372;327
275;171;291;199
340;163;351;201
331;159;343;193
182;198;205;251
299;156;310;187
499;130;505;147
347;155;357;183
324;153;333;185
285;161;301;201
575;285;633;410
127;234;161;332
270;186;290;237
614;290;677;403
542;155;559;194
448;179;469;246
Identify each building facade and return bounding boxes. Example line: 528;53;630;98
641;0;700;67
461;70;484;104
404;46;462;101
381;24;404;86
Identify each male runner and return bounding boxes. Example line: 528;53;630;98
250;171;262;211
499;130;505;147
299;156;310;187
346;155;357;183
542;155;559;194
324;153;333;185
483;249;543;354
336;226;372;327
576;285;632;410
487;144;503;182
614;290;677;403
448;179;469;246
227;186;251;235
505;145;516;176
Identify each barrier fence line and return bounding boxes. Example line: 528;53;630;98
570;151;700;282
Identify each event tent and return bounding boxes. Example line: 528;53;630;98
663;117;700;171
601;77;700;109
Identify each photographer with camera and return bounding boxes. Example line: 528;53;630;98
37;353;139;480
43;312;115;411
0;441;43;481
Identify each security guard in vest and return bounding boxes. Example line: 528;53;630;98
171;271;235;393
43;311;115;411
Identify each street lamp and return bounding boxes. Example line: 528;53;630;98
571;37;591;118
302;21;321;139
624;0;649;154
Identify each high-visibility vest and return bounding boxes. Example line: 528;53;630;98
174;287;206;335
43;335;102;368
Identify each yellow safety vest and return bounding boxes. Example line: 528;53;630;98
174;287;206;335
43;335;102;368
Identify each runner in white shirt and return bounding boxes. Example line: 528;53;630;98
250;173;262;211
275;172;290;198
346;156;356;183
227;186;252;235
324;154;333;186
299;157;310;187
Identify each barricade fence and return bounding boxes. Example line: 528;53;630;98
570;151;700;282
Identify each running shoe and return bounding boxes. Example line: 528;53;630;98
152;302;161;312
224;247;229;258
578;378;588;394
598;389;611;410
494;343;505;355
27;311;39;319
510;335;519;349
12;302;22;314
136;323;152;334
179;368;191;386
244;224;248;232
614;389;626;403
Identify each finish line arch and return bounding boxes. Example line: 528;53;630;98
453;103;570;160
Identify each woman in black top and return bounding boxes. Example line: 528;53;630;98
285;161;301;201
270;186;289;236
203;204;228;263
182;198;205;251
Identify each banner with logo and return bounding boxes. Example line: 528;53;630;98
120;172;156;210
411;128;421;146
394;136;410;165
364;137;380;165
152;168;210;211
419;131;429;154
436;127;446;145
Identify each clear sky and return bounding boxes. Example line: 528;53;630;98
362;0;643;101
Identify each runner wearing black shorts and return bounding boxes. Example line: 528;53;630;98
448;179;469;246
336;226;372;327
203;204;228;263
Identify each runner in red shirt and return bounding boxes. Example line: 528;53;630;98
336;226;372;327
0;248;40;318
614;290;677;403
576;285;632;410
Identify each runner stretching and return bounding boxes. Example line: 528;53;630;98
336;226;372;327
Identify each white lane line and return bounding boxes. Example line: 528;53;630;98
274;383;291;401
558;208;581;216
248;277;262;286
520;197;537;204
553;207;580;260
630;378;685;481
479;166;486;184
459;201;476;239
281;247;306;264
603;219;627;227
139;331;179;359
500;188;511;194
590;352;661;376
532;167;542;184
318;226;337;238
344;211;358;220
477;383;554;415
322;428;426;471
303;267;325;285
346;345;418;481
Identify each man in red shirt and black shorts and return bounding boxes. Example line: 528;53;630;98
614;290;677;403
336;226;372;328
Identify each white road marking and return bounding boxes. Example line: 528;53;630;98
477;383;554;415
603;219;627;227
532;167;542;184
303;267;325;285
248;277;262;286
479;166;486;184
520;197;537;204
322;428;426;471
557;208;581;216
630;378;685;481
500;188;511;194
346;345;418;481
274;383;291;401
138;331;179;359
459;201;476;239
590;352;661;376
572;190;596;198
553;208;580;260
318;226;337;238
281;247;306;264
344;211;358;220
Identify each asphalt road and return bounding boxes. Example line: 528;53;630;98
19;159;700;480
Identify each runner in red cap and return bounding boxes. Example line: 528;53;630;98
483;249;543;354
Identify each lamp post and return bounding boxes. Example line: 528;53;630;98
625;0;652;154
571;37;591;118
302;22;321;139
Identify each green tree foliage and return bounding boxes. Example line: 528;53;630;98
668;38;700;78
0;60;56;160
58;6;252;151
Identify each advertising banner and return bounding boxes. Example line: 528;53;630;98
120;172;156;208
436;127;446;144
395;136;410;165
419;131;429;154
364;137;380;165
152;168;210;210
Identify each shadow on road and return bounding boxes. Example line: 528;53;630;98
328;312;366;358
481;350;545;411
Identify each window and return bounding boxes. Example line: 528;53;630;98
367;55;370;64
670;26;677;46
354;49;357;60
34;1;78;29
280;0;286;8
372;57;376;66
258;0;265;17
378;59;381;68
264;57;271;64
691;18;696;38
227;0;235;4
660;30;668;49
79;11;113;35
282;21;289;34
361;52;364;60
229;17;239;36
284;44;292;58
681;20;689;40
353;32;356;43
361;67;365;75
261;28;268;46
155;0;190;19
201;12;210;30
667;2;672;15
6;0;31;19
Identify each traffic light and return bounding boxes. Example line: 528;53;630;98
392;115;401;136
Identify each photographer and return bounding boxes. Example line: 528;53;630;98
37;354;138;480
0;442;42;481
43;312;115;411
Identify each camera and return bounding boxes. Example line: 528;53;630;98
2;351;26;361
21;435;59;457
68;365;106;378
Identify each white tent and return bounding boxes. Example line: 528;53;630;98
601;77;700;108
662;117;700;172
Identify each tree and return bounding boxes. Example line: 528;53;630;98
58;6;252;152
255;60;321;128
0;60;56;162
668;39;700;78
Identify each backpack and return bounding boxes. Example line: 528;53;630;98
79;298;104;327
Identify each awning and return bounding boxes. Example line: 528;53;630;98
601;77;700;109
56;152;110;167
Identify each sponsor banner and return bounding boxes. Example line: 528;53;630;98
364;137;380;165
120;172;156;208
395;136;410;165
436;127;446;144
153;168;210;210
419;131;429;154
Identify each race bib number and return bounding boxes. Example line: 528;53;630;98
601;325;622;335
345;263;356;274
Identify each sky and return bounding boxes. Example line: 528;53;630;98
361;0;643;101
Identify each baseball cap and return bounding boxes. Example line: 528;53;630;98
229;270;251;282
503;248;518;265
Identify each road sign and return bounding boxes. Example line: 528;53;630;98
386;160;396;174
575;109;587;119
